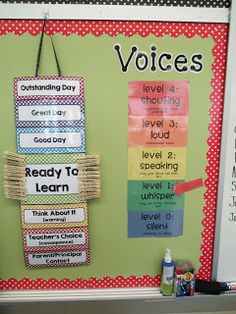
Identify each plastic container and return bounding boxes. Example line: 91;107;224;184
160;248;174;296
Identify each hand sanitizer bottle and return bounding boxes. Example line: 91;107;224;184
160;248;174;296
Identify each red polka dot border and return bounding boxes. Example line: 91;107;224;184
0;20;228;289
0;275;160;290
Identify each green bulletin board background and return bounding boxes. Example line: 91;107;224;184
0;24;216;283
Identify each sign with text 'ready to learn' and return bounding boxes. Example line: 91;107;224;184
128;80;189;237
22;154;83;205
25;163;79;195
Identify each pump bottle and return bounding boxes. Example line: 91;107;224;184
160;248;174;296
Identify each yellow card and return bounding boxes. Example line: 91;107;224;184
128;147;186;180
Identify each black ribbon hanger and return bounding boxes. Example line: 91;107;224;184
35;17;62;77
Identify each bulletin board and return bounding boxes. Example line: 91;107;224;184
0;18;228;290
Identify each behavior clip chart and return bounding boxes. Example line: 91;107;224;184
14;76;90;267
128;81;189;237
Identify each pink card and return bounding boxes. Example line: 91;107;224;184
128;116;188;147
128;81;189;116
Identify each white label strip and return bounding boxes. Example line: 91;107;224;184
17;79;81;97
27;250;87;266
25;163;78;195
26;231;86;247
19;132;82;148
18;105;82;122
24;207;85;224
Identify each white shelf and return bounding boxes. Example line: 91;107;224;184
0;4;230;23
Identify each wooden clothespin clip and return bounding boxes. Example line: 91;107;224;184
3;151;26;200
78;155;101;201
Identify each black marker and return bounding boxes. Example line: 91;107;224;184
195;279;236;294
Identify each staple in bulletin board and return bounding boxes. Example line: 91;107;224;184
0;19;228;290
